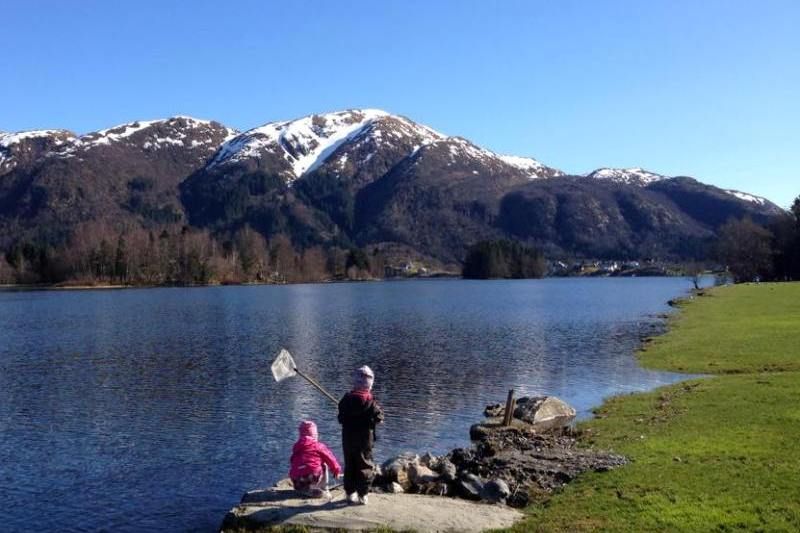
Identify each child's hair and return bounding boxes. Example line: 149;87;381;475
298;420;318;440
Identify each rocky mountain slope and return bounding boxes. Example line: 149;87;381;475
0;109;783;262
0;117;235;245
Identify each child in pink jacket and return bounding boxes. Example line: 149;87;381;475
289;420;342;497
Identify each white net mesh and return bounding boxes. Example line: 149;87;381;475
271;349;297;382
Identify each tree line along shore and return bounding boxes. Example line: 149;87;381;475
507;283;800;532
1;194;798;287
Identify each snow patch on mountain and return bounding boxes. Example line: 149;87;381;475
444;137;499;163
725;189;768;206
429;137;558;179
1;129;72;147
498;154;563;179
142;136;185;150
209;109;396;179
318;114;446;177
5;116;237;160
89;120;160;145
1;129;76;171
79;116;233;151
586;167;667;185
388;116;445;146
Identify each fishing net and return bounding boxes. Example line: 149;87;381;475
271;349;297;382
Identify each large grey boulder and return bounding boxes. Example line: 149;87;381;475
381;453;419;490
387;482;405;494
408;463;439;486
418;480;450;496
513;396;576;431
484;403;505;417
420;452;440;470
480;478;511;504
470;422;494;441
437;458;458;482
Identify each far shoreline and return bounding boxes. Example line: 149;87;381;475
0;270;702;293
0;275;458;293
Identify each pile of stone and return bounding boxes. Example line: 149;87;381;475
373;396;627;508
375;450;514;504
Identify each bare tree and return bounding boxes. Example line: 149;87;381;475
716;217;774;283
368;247;386;279
65;220;117;282
300;246;329;281
0;255;14;284
123;228;154;284
684;261;704;290
235;226;268;281
326;247;348;280
269;234;296;282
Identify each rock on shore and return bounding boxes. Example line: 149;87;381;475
220;484;523;532
374;396;625;507
481;395;577;432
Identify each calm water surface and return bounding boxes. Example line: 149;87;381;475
0;278;697;531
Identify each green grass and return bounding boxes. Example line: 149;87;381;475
507;283;800;532
640;284;800;374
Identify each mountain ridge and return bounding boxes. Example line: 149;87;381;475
0;108;784;270
1;109;779;209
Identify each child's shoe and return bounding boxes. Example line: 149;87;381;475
347;492;359;505
358;494;369;505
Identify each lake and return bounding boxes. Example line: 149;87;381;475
0;278;696;531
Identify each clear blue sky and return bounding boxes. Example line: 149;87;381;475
1;1;798;206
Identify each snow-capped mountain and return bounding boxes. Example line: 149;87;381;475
78;116;237;152
203;109;562;184
724;189;772;207
208;109;400;180
65;116;239;164
0;129;76;174
0;109;579;186
405;136;562;180
0;108;787;263
584;167;667;186
499;155;565;179
0;129;74;151
1;117;238;176
0;117;241;235
581;166;779;210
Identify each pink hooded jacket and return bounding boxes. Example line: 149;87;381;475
289;421;342;480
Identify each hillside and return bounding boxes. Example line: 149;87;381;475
0;109;784;282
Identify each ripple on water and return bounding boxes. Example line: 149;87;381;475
0;278;698;532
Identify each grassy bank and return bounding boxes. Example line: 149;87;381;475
513;283;800;531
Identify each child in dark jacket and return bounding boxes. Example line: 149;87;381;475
337;365;384;505
289;420;342;498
